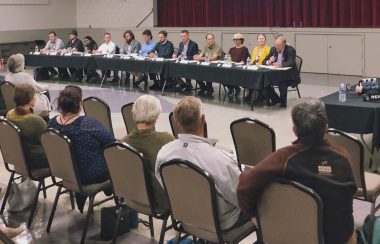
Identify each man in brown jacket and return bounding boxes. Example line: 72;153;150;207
237;98;357;244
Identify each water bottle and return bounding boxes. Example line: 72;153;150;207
35;45;39;53
224;54;227;63
246;56;251;67
339;83;347;102
205;53;209;63
227;54;232;63
181;51;186;60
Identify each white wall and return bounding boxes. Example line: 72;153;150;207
0;0;76;31
76;0;153;29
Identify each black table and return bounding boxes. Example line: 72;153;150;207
320;91;380;150
167;61;295;89
25;54;96;70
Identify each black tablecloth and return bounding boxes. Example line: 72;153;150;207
94;57;167;76
167;62;296;89
320;91;380;148
25;54;95;70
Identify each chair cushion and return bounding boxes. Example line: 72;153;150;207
222;220;256;242
355;172;380;199
30;167;51;180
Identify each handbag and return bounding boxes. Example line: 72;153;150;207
357;215;380;244
100;206;138;241
7;177;38;213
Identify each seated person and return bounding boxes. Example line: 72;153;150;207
237;98;357;244
6;53;50;118
122;30;141;84
95;32;119;83
59;30;85;82
172;30;199;93
193;33;223;97
83;35;100;83
133;29;157;88
148;30;174;90
122;95;174;211
262;34;300;108
244;33;271;104
40;31;65;78
226;33;249;97
48;85;116;211
155;96;248;230
6;84;49;169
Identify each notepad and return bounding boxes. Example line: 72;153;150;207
84;53;91;57
201;62;210;66
247;65;259;70
180;60;189;64
34;52;41;55
49;52;58;56
106;54;114;58
155;58;164;62
64;53;72;56
222;64;232;68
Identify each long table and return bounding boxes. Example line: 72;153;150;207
320;91;380;169
25;53;295;96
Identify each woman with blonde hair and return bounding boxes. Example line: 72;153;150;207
244;34;271;104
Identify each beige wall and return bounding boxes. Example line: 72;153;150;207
0;0;76;31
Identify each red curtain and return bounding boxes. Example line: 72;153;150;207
157;0;380;27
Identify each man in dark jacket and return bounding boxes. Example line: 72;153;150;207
237;98;357;244
262;34;301;108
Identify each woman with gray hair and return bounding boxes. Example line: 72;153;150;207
6;53;50;116
122;95;174;212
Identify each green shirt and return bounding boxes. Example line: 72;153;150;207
200;43;223;59
6;109;47;161
123;128;174;212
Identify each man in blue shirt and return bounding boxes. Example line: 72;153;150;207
134;29;157;88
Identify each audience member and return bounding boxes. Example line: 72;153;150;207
155;96;247;230
6;53;50;117
48;85;116;212
6;84;49;169
193;33;223;97
122;95;174;212
237;98;357;244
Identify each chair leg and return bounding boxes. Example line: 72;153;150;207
218;83;222;100
158;216;169;244
111;206;123;244
296;86;301;98
69;191;75;210
42;179;47;199
46;185;62;232
0;172;15;214
27;181;42;228
149;216;154;237
80;195;94;244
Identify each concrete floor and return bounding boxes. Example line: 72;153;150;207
0;71;375;243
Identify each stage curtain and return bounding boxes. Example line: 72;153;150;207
157;0;380;27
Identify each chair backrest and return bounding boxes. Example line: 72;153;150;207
230;118;276;167
257;179;324;244
325;128;365;193
0;81;16;113
296;55;303;73
121;102;136;134
159;159;223;243
41;129;82;192
83;96;114;136
0;119;30;177
169;111;208;139
103;142;154;215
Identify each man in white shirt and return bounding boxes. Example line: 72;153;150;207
155;96;248;230
96;32;119;83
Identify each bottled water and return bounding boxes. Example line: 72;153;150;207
339;83;347;102
246;56;251;67
205;53;209;63
224;54;227;63
35;45;39;53
181;51;186;60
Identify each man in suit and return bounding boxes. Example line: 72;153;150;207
262;34;301;108
173;30;199;93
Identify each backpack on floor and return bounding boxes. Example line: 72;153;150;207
33;67;50;81
357;215;380;244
